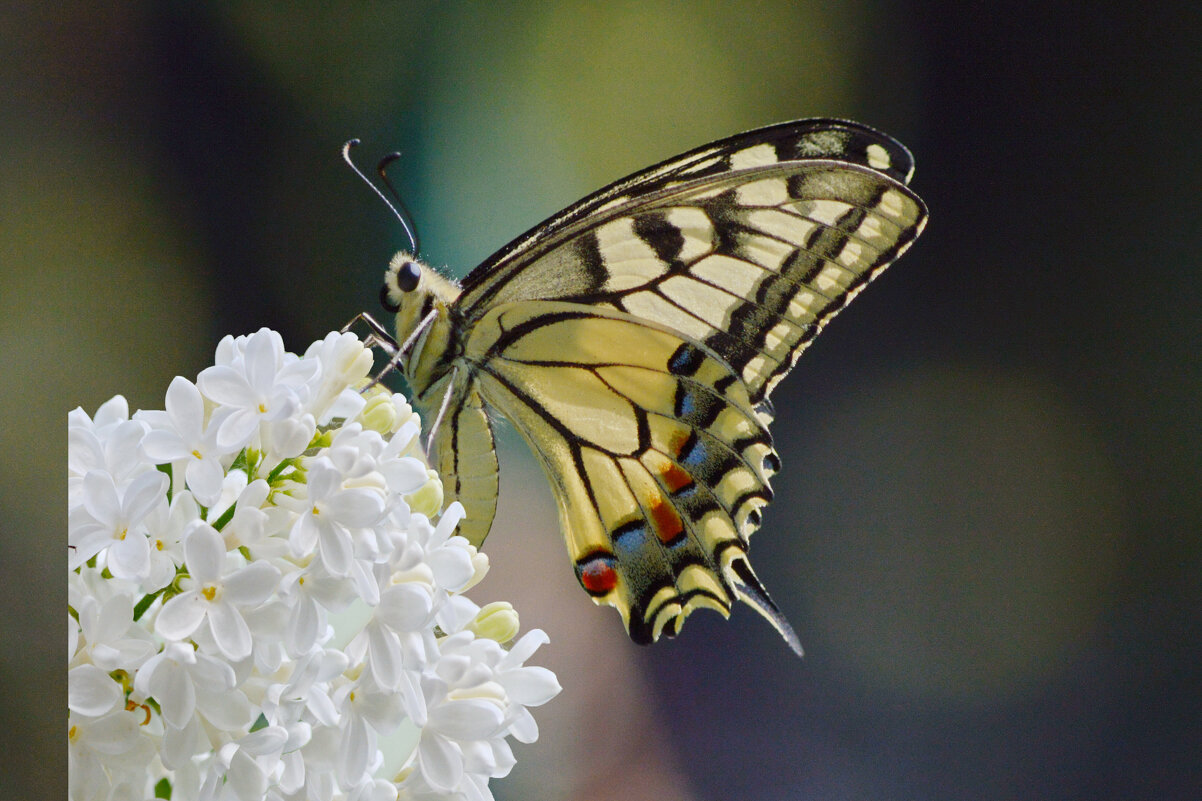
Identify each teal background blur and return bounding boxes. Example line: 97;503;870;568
8;3;1201;799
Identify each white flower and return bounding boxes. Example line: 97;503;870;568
72;592;155;672
133;642;243;729
155;520;281;661
303;330;376;424
139;376;233;507
68;707;157;801
196;328;318;452
333;674;408;787
67;329;560;801
144;495;200;593
288;458;386;576
69;468;166;579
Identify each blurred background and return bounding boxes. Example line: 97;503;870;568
9;2;1201;799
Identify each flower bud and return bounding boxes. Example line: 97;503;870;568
467;601;520;644
404;471;444;518
359;389;400;434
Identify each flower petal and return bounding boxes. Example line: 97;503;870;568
186;456;225;508
381;457;429;495
244;329;283;395
326;488;385;527
207;601;253;661
196;364;252;406
223;560;281;606
427;698;505;740
317;519;352;576
122;469;168;523
215;408;260;451
106;530;150;580
155;591;208;642
164;376;205;440
81;470;121;525
68;664;122;716
418;733;464;793
141;429;188;462
183;522;225;583
151;657;197;729
499;666;561;707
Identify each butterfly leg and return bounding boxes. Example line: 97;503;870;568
424;364;460;460
342;312;404;388
343;308;441;390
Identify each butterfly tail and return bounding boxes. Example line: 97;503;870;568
726;555;803;657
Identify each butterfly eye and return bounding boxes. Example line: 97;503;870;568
395;260;422;292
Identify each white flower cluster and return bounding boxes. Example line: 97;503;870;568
68;329;560;801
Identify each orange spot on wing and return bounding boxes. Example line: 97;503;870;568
669;428;691;456
660;462;694;493
648;494;684;544
660;427;697;493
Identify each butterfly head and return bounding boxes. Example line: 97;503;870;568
381;252;462;381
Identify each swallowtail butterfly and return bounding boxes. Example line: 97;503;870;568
372;119;927;654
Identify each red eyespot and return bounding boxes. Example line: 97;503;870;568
577;555;618;595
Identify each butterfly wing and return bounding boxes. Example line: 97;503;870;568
423;380;498;548
456;122;926;409
461;300;799;650
456;119;920;310
427;120;926;646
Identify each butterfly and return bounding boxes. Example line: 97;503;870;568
369;119;926;654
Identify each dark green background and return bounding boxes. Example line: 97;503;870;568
10;3;1200;799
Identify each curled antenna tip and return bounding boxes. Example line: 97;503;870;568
378;152;403;174
342;139;421;257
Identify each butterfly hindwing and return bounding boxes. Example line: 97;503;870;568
458;300;799;649
423;383;498;548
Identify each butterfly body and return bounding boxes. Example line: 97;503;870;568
381;120;927;653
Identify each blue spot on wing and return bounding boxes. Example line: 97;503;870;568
611;520;649;563
677;431;707;469
676;388;696;418
668;344;704;376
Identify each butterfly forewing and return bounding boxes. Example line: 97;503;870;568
455;119;917;311
385;120;926;651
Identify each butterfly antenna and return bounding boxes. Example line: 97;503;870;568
342;139;421;256
376;152;421;256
